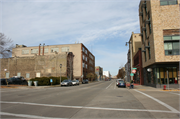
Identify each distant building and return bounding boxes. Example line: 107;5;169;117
2;43;95;81
95;66;103;81
103;71;111;78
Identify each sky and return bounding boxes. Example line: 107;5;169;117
0;0;141;76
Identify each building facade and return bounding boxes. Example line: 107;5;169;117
95;66;103;81
9;43;95;81
1;52;73;80
139;0;180;88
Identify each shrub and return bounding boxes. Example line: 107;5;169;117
30;76;67;86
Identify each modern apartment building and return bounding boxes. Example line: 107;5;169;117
139;0;180;88
11;43;95;81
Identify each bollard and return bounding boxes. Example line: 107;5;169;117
163;85;166;90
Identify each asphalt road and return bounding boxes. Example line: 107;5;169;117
1;79;180;119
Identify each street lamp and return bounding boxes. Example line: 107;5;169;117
125;41;133;81
60;64;62;86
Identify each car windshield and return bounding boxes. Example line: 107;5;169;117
63;80;68;82
119;80;124;83
72;80;76;82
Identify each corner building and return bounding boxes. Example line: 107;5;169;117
11;43;95;81
139;0;180;88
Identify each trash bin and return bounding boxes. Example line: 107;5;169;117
28;81;32;86
33;81;38;86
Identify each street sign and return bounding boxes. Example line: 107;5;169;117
130;73;134;76
132;69;136;74
132;68;137;70
50;79;53;83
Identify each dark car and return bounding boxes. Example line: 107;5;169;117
9;76;27;85
61;79;72;86
82;79;88;84
1;79;12;85
117;80;126;88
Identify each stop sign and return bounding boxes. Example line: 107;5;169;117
132;69;136;74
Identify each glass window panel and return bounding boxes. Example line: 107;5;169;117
51;48;59;53
157;68;160;78
169;69;173;78
160;68;164;78
26;73;30;78
164;36;171;40
164;43;172;50
173;42;179;49
17;72;21;77
22;50;29;55
169;0;177;5
173;49;179;55
41;48;48;53
160;1;168;5
61;47;69;52
172;36;180;40
31;49;38;54
6;72;9;78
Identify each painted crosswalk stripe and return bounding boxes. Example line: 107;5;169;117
1;101;180;114
134;89;180;113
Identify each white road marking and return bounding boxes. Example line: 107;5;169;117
106;81;114;89
1;101;180;114
134;89;180;113
1;112;66;119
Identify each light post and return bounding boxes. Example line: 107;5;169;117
60;64;62;86
126;41;133;81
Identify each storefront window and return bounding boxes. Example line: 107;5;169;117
160;68;164;84
157;68;160;84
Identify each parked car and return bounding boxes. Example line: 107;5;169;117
116;79;123;86
61;79;72;86
1;78;12;85
72;80;77;86
82;79;88;84
8;76;27;85
75;80;79;85
117;80;126;88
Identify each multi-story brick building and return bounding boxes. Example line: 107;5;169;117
2;43;95;81
127;32;143;84
139;0;180;88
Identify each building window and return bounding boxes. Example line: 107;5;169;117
41;48;48;53
144;51;147;62
6;72;9;78
61;47;69;52
83;63;85;68
22;50;29;55
31;49;38;54
148;42;151;59
36;73;41;77
164;36;180;55
83;55;85;60
17;72;21;76
26;73;30;78
51;48;59;53
82;47;85;52
160;0;177;6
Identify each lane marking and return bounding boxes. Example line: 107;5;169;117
106;81;114;89
1;112;66;119
134;89;180;113
1;101;180;114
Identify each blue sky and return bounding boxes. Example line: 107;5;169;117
1;0;140;76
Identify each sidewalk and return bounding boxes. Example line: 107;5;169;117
128;84;180;91
0;84;58;89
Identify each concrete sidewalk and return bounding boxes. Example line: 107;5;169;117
129;84;180;91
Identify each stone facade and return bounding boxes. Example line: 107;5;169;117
95;66;103;81
11;43;95;81
1;53;70;80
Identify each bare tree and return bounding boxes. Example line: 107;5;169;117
0;33;14;58
117;66;126;79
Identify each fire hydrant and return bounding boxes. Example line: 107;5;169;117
163;85;166;90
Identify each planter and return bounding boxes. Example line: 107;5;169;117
33;81;38;86
28;81;32;86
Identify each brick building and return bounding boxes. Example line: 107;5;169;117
139;0;180;88
2;43;95;81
